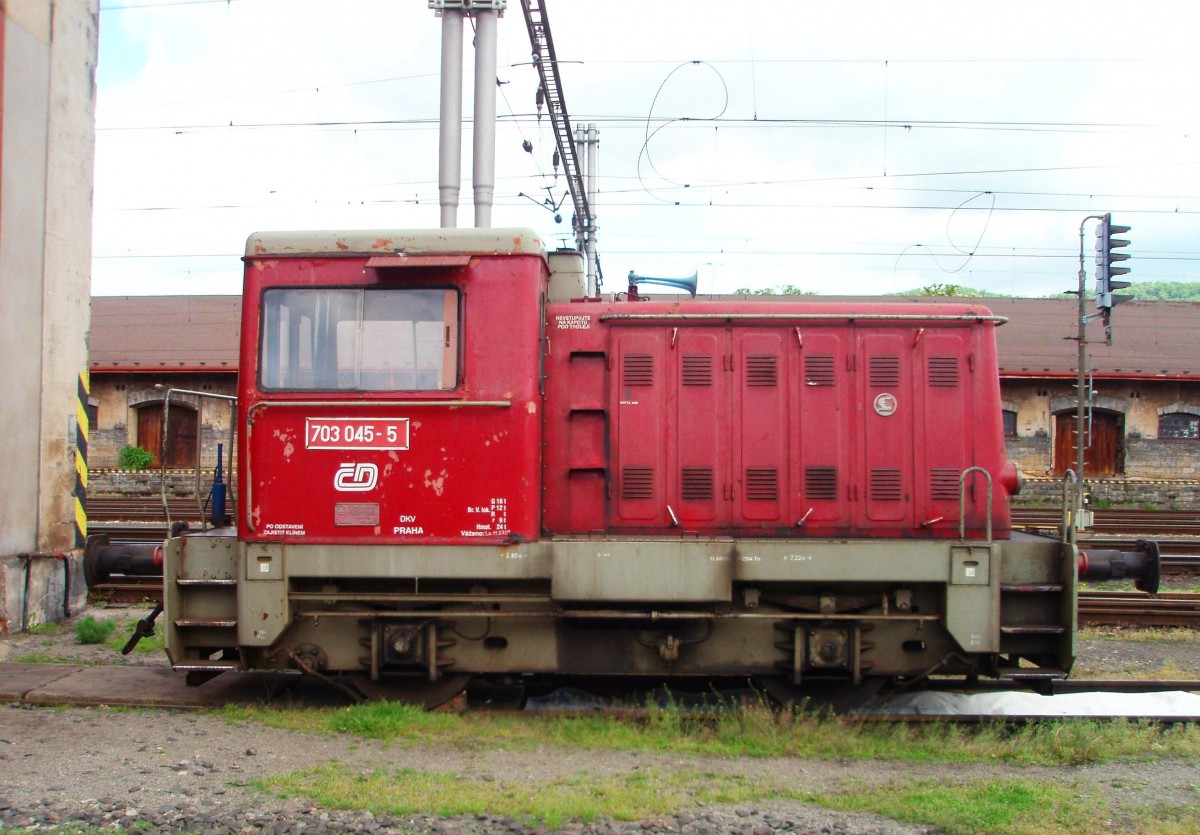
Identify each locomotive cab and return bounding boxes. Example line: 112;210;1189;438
163;228;1083;703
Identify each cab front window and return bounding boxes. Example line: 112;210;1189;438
260;287;459;391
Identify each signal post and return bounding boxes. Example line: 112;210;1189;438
1070;213;1132;526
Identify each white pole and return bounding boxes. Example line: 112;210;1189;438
574;125;586;255
438;10;464;228
472;10;498;228
585;123;599;295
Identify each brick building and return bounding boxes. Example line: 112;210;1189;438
89;296;239;487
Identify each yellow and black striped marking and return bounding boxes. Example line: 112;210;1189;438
75;371;89;549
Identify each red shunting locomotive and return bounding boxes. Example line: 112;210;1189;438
160;227;1150;703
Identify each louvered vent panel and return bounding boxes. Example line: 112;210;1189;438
623;355;654;387
745;355;778;387
930;468;960;501
805;355;836;387
622;467;654;500
929;356;960;387
805;467;838;500
681;355;713;386
869;356;900;387
871;469;903;501
681;467;714;500
745;468;779;501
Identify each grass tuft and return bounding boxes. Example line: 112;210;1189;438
10;652;62;664
74;615;117;645
26;621;63;636
104;617;164;655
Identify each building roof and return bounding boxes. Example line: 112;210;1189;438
985;297;1200;380
88;294;1200;381
90;295;241;372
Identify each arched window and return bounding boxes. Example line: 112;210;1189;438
1159;412;1200;440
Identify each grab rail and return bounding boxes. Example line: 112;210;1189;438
958;467;994;543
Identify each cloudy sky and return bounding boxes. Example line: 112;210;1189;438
92;0;1200;298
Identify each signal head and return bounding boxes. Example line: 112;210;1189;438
1094;213;1132;315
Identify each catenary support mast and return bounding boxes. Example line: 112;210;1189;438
520;0;599;292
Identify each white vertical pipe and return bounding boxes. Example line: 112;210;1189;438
585;123;599;296
438;10;464;228
472;9;498;228
574;125;587;255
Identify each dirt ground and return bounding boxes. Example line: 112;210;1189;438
1;605;1199;833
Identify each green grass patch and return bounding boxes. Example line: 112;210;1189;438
1122;803;1200;835
26;621;64;636
104;618;164;655
217;701;1200;766
247;763;1200;833
75;615;117;645
1080;626;1200;645
9;652;65;664
811;778;1200;835
1072;657;1197;682
808;778;1095;835
252;762;777;827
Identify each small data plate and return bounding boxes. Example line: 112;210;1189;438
335;502;381;527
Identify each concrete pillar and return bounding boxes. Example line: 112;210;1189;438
0;0;97;633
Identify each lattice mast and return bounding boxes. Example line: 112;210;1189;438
520;0;599;293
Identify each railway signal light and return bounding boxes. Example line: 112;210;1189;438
1094;213;1132;313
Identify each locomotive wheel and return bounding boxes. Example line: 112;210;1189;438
344;673;472;709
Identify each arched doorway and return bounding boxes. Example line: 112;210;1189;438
1053;410;1122;477
136;403;198;468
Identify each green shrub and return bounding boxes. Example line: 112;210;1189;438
75;615;117;645
118;445;154;470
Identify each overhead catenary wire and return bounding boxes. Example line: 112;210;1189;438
92;1;1200;296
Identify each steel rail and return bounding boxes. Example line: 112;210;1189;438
1078;590;1200;627
2;659;1197;717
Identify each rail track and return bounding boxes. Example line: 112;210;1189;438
1012;507;1200;537
87;495;236;543
2;659;1197;718
1077;591;1200;628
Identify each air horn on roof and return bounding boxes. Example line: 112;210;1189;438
627;270;698;299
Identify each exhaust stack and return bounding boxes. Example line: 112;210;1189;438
437;8;464;228
432;1;505;229
472;8;499;227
